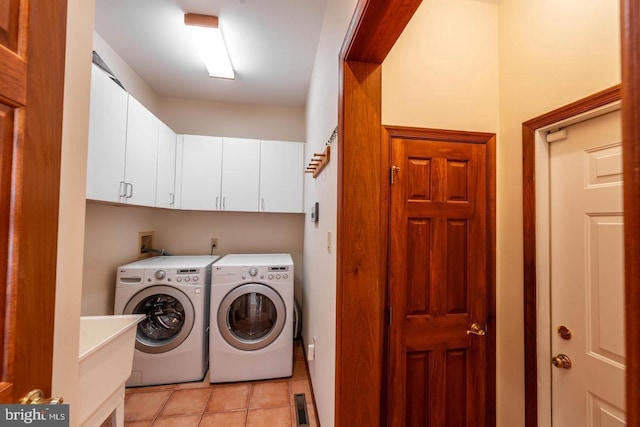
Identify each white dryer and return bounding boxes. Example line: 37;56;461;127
114;255;219;386
210;253;294;383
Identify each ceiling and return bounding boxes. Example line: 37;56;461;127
93;0;329;107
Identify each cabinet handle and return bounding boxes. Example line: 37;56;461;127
119;181;127;198
126;183;133;199
261;198;265;211
222;196;226;210
216;196;219;210
169;193;175;205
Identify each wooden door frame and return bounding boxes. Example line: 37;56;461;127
620;2;640;425
336;1;422;425
522;86;622;426
338;0;640;426
0;0;66;401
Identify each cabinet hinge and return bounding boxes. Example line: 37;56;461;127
390;166;400;184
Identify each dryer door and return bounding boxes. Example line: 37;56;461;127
218;283;286;351
123;285;195;354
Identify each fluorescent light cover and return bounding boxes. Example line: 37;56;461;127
185;15;234;79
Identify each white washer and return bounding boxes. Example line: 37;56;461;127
114;255;219;386
210;253;294;383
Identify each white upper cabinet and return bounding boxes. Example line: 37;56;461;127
178;135;223;210
86;63;161;207
175;135;304;213
123;96;159;207
259;140;304;213
156;122;177;209
86;64;128;203
221;138;260;212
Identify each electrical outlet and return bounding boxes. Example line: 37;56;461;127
210;237;218;250
308;336;317;361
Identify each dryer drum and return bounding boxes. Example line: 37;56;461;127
218;283;286;352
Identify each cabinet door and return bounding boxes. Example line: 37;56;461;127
221;138;260;212
86;64;128;203
179;135;223;210
156;122;177;208
123;96;159;207
259;140;304;213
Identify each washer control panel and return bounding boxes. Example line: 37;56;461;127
143;267;209;285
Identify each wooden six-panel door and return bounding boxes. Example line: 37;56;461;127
387;128;495;426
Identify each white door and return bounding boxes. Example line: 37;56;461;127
259;140;304;213
221;137;260;212
86;63;128;203
156;122;177;208
124;96;159;207
179;135;223;210
550;109;625;426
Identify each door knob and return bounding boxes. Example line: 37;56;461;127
19;389;64;404
552;354;572;369
466;323;486;336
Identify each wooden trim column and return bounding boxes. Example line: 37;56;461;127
621;1;640;425
336;1;422;425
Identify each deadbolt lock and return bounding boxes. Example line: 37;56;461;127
557;325;572;340
552;354;572;369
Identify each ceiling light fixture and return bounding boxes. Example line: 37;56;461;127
184;13;235;80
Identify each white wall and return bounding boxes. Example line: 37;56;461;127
382;0;499;131
302;0;358;425
93;32;159;112
52;1;95;424
157;97;305;142
382;0;620;426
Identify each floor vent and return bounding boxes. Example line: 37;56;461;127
294;393;310;426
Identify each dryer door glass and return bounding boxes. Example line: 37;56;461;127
124;286;195;354
218;283;286;351
228;292;276;340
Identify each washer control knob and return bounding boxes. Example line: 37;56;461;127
155;270;166;280
268;274;274;280
176;277;182;282
184;276;190;282
276;274;281;279
193;276;199;282
283;274;288;279
249;267;258;277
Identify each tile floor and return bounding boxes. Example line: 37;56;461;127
102;340;318;426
